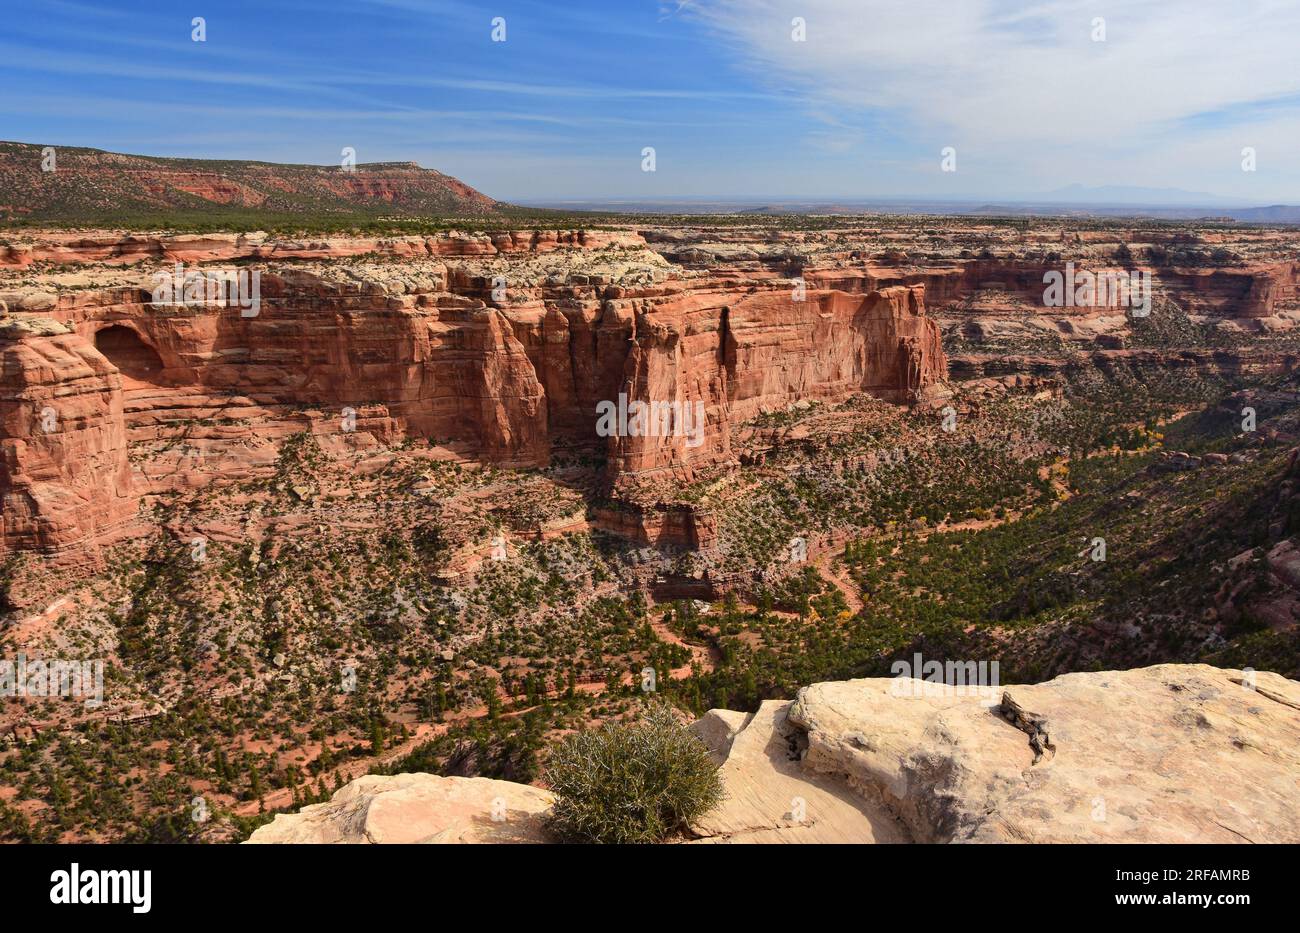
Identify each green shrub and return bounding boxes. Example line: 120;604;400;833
544;703;724;843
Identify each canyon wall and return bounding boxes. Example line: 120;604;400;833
0;318;135;556
608;285;945;481
806;258;1300;320
0;243;948;555
8;222;1295;558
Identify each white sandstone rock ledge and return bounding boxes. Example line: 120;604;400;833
247;664;1299;844
781;663;1300;844
246;773;554;843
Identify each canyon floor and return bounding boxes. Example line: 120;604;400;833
2;216;1299;842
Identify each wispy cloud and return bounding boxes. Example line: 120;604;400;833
684;0;1300;198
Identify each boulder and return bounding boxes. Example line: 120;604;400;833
688;708;751;766
245;773;555;844
689;699;908;843
1266;538;1300;591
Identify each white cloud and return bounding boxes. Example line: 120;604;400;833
686;0;1300;198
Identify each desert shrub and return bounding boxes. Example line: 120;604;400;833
544;703;723;843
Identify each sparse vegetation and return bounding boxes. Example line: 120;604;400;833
543;702;724;844
3;213;1299;842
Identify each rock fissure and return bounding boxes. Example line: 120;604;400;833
1228;678;1300;711
998;692;1056;765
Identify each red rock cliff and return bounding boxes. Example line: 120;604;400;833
0;270;946;555
0;319;135;556
607;285;945;481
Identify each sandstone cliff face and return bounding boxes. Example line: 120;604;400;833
803;257;1300;324
50;277;552;461
0;319;135;555
608;285;946;482
244;664;1300;844
8;219;1300;558
0;244;947;554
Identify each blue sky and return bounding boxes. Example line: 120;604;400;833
4;0;1298;203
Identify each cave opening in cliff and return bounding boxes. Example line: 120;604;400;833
94;325;164;383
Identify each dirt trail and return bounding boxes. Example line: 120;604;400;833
651;616;718;674
816;556;864;615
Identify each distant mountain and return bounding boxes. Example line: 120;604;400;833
0;141;501;222
1226;204;1300;223
1039;184;1245;207
522;195;1300;225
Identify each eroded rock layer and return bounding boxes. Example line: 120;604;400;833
0;229;948;555
5;217;1300;558
0;318;134;555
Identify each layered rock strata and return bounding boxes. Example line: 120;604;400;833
6;220;1298;558
0;318;135;554
0;246;947;554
